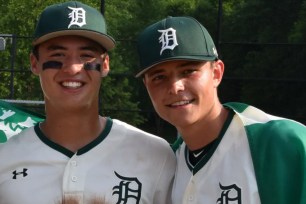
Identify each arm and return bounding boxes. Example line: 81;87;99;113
153;146;176;204
247;119;306;204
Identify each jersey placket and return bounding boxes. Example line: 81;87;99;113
183;177;197;204
62;154;85;202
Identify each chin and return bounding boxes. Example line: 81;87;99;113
166;117;194;128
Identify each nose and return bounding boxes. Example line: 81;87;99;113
61;56;84;75
168;78;185;94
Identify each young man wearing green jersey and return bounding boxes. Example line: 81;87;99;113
136;16;306;204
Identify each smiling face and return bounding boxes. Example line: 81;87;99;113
143;60;224;130
30;35;109;111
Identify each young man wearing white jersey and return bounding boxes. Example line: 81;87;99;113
0;2;176;204
136;16;306;204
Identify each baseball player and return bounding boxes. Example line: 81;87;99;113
136;16;306;203
0;2;175;204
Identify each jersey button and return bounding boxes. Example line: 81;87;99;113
189;195;194;201
71;176;78;182
71;161;77;166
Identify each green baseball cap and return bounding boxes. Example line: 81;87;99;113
136;16;218;77
33;1;115;51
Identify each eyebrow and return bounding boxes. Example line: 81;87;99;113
178;61;204;68
80;46;101;52
146;68;164;77
46;45;101;52
147;61;204;76
47;45;66;51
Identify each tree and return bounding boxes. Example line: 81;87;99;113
219;0;306;122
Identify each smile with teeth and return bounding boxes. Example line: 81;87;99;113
169;99;194;107
61;81;83;88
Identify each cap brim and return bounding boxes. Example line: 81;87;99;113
32;30;115;51
135;56;217;78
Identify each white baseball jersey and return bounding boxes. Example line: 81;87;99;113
172;102;306;204
0;118;176;204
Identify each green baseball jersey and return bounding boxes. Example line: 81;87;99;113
0;118;176;204
172;102;306;204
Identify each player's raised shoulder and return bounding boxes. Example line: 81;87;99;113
112;119;170;141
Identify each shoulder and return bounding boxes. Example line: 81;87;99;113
225;102;306;153
225;103;306;203
111;119;173;149
0;126;36;160
247;119;306;156
111;119;176;167
224;102;306;136
0;126;36;147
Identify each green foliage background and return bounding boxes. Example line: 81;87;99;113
1;0;305;142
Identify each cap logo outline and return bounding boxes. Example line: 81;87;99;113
67;6;86;28
158;28;178;55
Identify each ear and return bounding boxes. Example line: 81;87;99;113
30;53;40;75
212;60;224;88
142;77;147;86
101;54;110;77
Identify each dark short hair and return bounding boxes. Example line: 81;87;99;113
32;45;39;59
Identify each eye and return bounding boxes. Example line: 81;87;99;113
82;53;94;58
80;52;97;61
182;68;196;75
149;73;167;82
152;74;165;81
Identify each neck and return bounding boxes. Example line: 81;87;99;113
41;106;106;152
178;103;229;151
